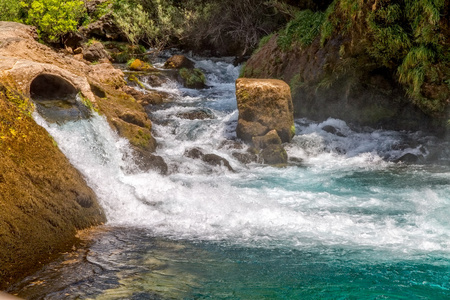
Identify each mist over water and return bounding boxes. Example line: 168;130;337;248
23;58;450;298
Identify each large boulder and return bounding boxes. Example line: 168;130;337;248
236;78;295;143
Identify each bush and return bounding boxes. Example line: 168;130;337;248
112;0;190;49
0;0;23;21
23;0;85;43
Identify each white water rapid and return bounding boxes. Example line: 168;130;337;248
33;58;450;263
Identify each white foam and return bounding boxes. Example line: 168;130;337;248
32;60;450;260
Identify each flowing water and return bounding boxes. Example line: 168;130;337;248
10;58;450;299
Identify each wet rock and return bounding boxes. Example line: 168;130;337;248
252;129;282;149
185;148;234;171
185;147;204;160
203;154;234;171
83;41;111;62
34;99;91;123
236;78;295;143
394;153;423;164
322;125;346;137
132;148;168;175
260;144;288;165
236;119;268;142
118;110;150;128
288;156;304;166
232;151;257;164
122;86;167;106
144;74;165;87
164;55;195;69
176;109;214;120
112;118;156;152
178;68;206;89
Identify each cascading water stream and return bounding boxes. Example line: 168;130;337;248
13;58;450;299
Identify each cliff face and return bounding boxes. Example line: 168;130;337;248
0;87;106;289
241;1;449;133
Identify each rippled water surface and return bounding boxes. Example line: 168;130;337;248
11;57;450;299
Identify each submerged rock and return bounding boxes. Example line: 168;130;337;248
176;109;215;120
178;68;207;89
235;78;295;143
322;125;346;137
185;148;234;171
132;148;168;175
394;153;423;164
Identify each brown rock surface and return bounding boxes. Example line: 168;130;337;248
0;87;105;289
236;78;294;143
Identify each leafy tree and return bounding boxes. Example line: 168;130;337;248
23;0;85;43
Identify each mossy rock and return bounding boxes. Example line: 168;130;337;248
259;144;288;165
128;59;155;72
178;68;206;89
0;86;105;288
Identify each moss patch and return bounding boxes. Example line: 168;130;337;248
179;68;206;89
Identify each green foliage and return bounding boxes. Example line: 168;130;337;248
112;0;196;49
0;0;23;21
23;0;85;43
112;0;151;46
318;0;449;116
91;0;112;21
78;93;98;113
320;0;337;45
277;9;325;51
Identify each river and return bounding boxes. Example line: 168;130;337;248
9;57;450;299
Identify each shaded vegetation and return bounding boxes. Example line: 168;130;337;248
319;0;449;117
277;9;325;50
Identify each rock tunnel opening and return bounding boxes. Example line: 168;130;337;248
30;74;90;123
30;74;78;100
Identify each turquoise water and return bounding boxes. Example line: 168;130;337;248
12;58;450;299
